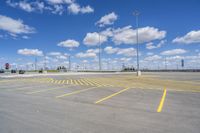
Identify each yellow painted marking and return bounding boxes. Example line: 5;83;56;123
81;79;90;86
95;87;131;104
88;79;101;86
66;80;69;84
157;88;167;113
77;80;84;85
58;80;62;84
56;86;101;98
83;79;95;86
61;80;65;84
70;79;73;84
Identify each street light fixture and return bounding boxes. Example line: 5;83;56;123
133;10;141;76
98;31;102;71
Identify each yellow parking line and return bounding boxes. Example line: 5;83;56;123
70;79;73;84
157;88;167;113
95;87;131;104
56;86;101;98
66;80;69;84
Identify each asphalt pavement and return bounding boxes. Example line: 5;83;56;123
0;72;200;133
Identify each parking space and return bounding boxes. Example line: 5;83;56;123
0;73;200;133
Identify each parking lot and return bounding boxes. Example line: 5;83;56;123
0;72;200;133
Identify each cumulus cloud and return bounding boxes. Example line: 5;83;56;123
76;48;98;58
112;26;166;45
47;0;73;4
83;32;107;46
48;52;62;56
104;46;136;57
68;3;94;14
104;46;119;54
6;0;94;15
117;48;136;57
0;15;35;35
172;30;200;44
161;49;187;56
96;12;118;27
58;39;80;48
146;40;166;50
144;55;162;61
18;48;43;56
6;0;47;13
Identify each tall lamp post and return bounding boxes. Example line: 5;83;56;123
98;32;102;71
133;10;141;76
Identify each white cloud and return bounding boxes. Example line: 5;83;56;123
6;0;46;13
56;55;67;59
67;3;94;14
96;12;118;27
172;30;200;44
146;40;166;50
58;39;79;48
52;5;64;15
112;26;166;45
83;32;107;46
104;46;136;57
0;15;35;35
18;48;43;56
119;57;132;62
144;55;162;61
7;0;94;15
104;46;119;54
161;49;187;56
47;0;73;4
76;52;96;58
48;52;62;56
117;48;136;57
76;48;98;58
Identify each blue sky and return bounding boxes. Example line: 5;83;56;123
0;0;200;70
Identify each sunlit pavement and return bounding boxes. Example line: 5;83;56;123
0;72;200;133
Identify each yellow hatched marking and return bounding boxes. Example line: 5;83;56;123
80;79;89;86
61;80;65;84
77;80;84;85
83;79;95;86
56;86;101;98
73;80;79;85
95;87;131;104
57;80;61;84
87;79;101;86
157;88;167;113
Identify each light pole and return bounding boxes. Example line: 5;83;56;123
98;32;102;71
68;55;71;71
133;10;141;76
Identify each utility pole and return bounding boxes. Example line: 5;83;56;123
165;57;167;70
44;54;47;70
35;57;37;71
133;10;141;76
98;32;102;71
68;55;71;71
